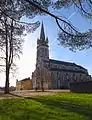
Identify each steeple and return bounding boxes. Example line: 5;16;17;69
36;22;49;62
40;22;45;40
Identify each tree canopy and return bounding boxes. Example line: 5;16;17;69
24;0;92;51
1;0;91;51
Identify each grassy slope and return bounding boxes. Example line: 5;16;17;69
0;93;92;120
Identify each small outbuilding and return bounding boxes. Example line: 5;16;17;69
16;77;32;90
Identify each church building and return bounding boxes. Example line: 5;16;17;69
32;23;92;90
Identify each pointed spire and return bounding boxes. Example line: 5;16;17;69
40;22;45;41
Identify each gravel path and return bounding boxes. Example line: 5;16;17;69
0;90;70;99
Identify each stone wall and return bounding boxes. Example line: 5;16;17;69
70;81;92;93
16;79;32;90
50;69;91;89
32;59;92;90
51;71;70;89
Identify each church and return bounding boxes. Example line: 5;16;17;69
32;23;92;90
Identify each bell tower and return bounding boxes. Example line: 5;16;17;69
36;22;49;63
34;22;52;90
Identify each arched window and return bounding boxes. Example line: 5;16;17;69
80;74;82;81
66;73;68;79
40;48;44;57
45;48;47;56
73;73;76;81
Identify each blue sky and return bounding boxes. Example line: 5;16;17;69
0;6;92;87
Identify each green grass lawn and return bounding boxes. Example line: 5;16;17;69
0;93;92;120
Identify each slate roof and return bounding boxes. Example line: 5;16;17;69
49;59;87;70
49;68;87;74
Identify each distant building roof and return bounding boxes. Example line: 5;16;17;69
17;77;31;82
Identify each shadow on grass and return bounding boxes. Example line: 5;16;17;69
26;97;92;119
1;93;92;120
8;93;92;119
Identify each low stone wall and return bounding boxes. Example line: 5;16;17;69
70;81;92;93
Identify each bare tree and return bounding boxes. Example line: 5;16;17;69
0;16;24;93
0;0;40;93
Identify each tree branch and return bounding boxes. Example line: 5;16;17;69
0;57;6;60
78;0;92;16
72;0;92;17
0;8;38;25
24;0;85;37
0;65;5;67
0;0;89;37
56;18;87;37
89;0;92;4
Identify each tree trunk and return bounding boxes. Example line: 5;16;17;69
4;17;9;94
41;80;44;92
4;38;10;94
41;69;44;92
4;67;9;94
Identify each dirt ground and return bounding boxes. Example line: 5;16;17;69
0;90;70;99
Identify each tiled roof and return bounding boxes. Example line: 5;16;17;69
18;77;31;82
